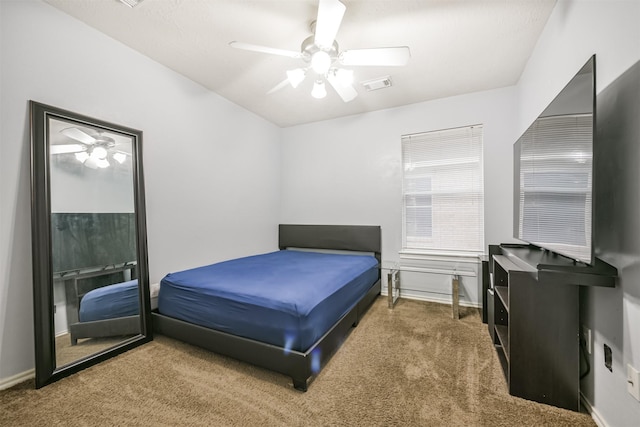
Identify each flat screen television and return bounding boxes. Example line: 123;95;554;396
513;55;596;265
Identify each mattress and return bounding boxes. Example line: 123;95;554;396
158;250;379;352
79;279;140;322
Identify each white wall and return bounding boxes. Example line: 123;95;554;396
515;1;640;425
50;160;135;213
281;86;517;305
0;0;281;386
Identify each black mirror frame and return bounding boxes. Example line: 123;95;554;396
29;101;152;388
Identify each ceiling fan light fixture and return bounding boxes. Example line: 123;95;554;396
75;152;90;163
286;68;306;88
96;158;110;169
311;80;327;99
113;152;127;164
230;0;410;104
311;51;332;75
84;159;98;169
91;146;108;160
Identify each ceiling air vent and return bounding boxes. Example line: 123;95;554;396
361;76;392;92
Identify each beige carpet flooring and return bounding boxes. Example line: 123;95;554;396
1;298;595;426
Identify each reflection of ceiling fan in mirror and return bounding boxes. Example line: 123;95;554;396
51;127;129;169
229;0;410;102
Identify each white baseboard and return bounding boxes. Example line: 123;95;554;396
580;392;607;427
0;369;35;391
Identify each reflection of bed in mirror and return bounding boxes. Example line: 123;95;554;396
69;278;140;345
153;224;382;391
51;212;142;345
54;263;141;346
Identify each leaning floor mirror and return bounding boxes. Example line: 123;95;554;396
30;101;152;388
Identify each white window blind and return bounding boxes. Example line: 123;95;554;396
401;125;484;253
517;114;592;261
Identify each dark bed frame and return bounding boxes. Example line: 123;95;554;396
69;315;140;345
152;224;382;391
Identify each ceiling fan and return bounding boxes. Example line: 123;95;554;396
50;127;129;169
229;0;410;102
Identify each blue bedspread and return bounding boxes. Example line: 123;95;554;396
79;279;140;322
158;250;379;352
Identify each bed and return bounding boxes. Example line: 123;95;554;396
68;279;141;345
152;224;381;391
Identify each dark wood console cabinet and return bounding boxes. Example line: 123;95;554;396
486;244;616;411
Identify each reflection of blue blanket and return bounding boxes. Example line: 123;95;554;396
159;250;379;352
79;279;139;322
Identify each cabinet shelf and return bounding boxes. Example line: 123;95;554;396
486;244;586;411
494;324;509;362
495;286;509;311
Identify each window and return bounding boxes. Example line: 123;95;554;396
401;125;484;253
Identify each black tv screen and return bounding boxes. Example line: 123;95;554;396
513;56;596;265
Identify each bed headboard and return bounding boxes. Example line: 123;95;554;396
278;224;381;263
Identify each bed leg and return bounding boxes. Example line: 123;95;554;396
70;336;78;346
292;378;308;392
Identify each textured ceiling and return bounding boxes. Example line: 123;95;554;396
44;0;557;128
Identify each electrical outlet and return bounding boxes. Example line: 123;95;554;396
581;325;592;355
628;364;640;401
604;344;613;372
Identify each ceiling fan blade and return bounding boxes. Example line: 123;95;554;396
340;46;411;66
50;144;87;155
60;127;97;144
266;78;291;95
229;41;302;59
95;134;116;145
314;0;346;49
327;73;357;102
